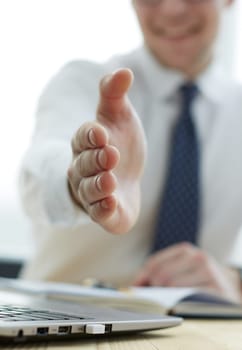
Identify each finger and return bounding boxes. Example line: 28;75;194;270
148;246;214;287
166;268;210;287
97;68;134;122
73;145;120;178
134;253;191;287
71;122;109;154
146;242;195;271
133;243;196;286
88;195;118;226
133;272;151;286
78;171;117;206
148;254;195;286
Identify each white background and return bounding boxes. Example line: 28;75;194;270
0;0;241;260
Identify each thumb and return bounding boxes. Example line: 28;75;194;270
97;68;134;122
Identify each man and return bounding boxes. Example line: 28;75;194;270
19;0;242;302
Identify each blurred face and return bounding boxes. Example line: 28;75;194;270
133;0;233;77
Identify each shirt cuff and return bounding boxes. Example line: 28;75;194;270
20;140;92;228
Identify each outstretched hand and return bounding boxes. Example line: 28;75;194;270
68;68;147;234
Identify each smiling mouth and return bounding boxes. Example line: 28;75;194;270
162;33;192;41
155;26;200;41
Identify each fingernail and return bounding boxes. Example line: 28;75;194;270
112;68;123;75
100;199;109;209
98;149;107;169
102;74;112;86
95;175;102;192
88;129;96;146
112;68;133;79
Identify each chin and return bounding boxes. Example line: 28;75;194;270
157;55;192;73
167;59;194;72
156;48;204;75
150;36;206;70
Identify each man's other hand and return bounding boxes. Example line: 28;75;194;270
133;242;242;303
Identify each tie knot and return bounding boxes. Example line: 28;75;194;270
180;82;198;107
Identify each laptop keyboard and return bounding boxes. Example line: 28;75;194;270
0;305;88;322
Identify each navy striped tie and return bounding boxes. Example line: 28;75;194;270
152;83;200;252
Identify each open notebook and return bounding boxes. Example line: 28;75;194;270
1;278;242;319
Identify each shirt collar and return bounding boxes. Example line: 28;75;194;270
137;45;229;104
197;59;230;104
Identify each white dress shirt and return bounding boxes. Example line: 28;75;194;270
19;46;242;286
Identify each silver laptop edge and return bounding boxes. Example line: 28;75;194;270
0;290;182;342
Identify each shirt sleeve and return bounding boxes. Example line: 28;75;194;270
18;60;105;228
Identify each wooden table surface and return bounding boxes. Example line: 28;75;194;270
2;320;242;350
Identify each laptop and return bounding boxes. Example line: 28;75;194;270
0;289;182;343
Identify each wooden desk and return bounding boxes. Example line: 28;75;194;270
2;320;242;350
